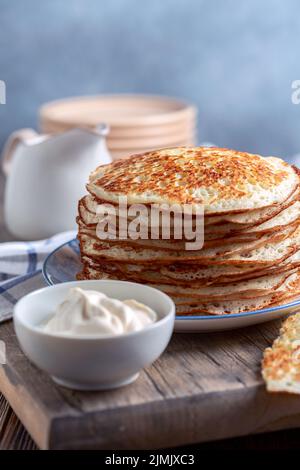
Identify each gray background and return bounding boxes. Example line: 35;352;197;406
0;0;300;161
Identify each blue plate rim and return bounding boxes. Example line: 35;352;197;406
42;238;79;287
42;239;300;322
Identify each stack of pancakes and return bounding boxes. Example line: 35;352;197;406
77;147;300;315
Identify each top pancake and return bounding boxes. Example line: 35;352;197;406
87;147;299;215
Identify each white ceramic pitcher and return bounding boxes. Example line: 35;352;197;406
2;125;112;240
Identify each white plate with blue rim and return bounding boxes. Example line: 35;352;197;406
42;239;300;332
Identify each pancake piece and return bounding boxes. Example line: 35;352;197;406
78;265;296;301
88;147;299;214
204;199;300;235
262;313;300;394
80;254;298;286
78;224;298;265
80;265;300;314
205;184;300;226
77;146;300;316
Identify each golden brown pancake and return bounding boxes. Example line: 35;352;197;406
77;146;300;316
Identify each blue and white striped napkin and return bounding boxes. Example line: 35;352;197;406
0;231;76;323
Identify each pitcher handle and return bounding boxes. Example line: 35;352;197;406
1;128;38;176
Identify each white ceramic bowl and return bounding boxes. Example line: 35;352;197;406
14;280;175;391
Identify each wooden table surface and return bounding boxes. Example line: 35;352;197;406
1;172;300;450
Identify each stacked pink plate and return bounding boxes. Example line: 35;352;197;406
39;94;197;160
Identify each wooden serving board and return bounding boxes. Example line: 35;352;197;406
1;318;300;450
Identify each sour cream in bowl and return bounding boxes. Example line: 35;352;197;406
14;280;175;391
42;287;158;337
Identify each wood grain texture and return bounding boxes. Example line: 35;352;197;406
0;394;37;450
